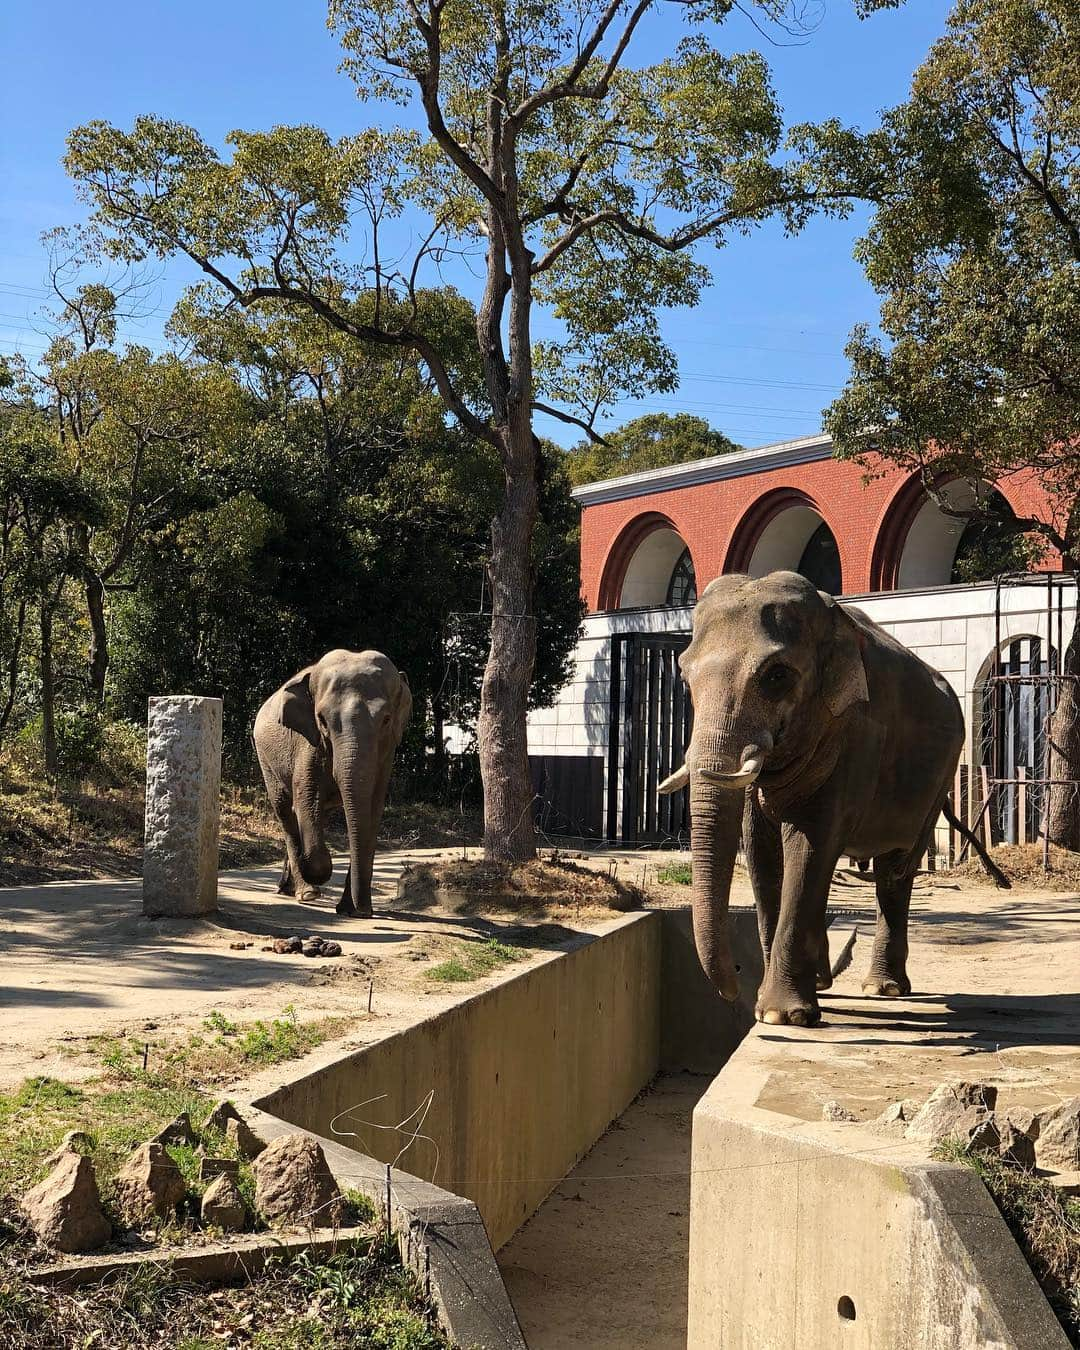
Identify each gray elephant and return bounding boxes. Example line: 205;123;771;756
659;571;964;1027
253;649;412;917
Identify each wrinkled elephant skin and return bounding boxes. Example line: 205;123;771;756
659;572;964;1026
253;649;411;918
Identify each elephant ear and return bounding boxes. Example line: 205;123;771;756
278;669;319;745
393;672;413;743
818;592;869;718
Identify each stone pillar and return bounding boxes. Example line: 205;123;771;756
143;696;222;917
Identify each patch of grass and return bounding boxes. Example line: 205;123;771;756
425;937;524;983
0;1232;448;1350
935;1139;1080;1344
91;1004;351;1089
656;861;692;885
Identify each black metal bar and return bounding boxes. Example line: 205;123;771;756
605;636;624;843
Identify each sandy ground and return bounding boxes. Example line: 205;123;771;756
499;1074;706;1350
0;847;627;1091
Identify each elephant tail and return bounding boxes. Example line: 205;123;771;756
942;799;1012;890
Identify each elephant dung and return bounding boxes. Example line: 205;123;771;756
226;1114;266;1160
273;936;302;955
22;1152;111;1253
252;1133;347;1228
113;1142;186;1224
201;1172;246;1231
1033;1097;1080;1172
905;1082;998;1145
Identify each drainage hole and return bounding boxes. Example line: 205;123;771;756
837;1296;856;1322
734;964;741;973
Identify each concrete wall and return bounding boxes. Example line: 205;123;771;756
256;913;663;1251
687;1035;1069;1350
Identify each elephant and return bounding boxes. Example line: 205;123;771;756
253;649;412;918
659;570;964;1027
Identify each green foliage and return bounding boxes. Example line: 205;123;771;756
564;413;740;487
425;937;523;983
657;860;693;885
827;0;1080;566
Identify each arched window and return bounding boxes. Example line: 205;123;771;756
666;547;697;607
797;521;842;596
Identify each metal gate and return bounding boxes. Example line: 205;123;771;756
607;631;692;843
981;634;1057;845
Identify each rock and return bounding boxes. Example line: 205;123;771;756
905;1082;998;1144
1005;1106;1041;1141
151;1113;195;1148
200;1172;246;1231
22;1153;111;1253
113;1142;186;1223
273;936;302;955
44;1130;94;1167
204;1099;244;1135
822;1100;858;1122
998;1118;1037;1169
252;1133;347;1228
957;1107;1000;1152
874;1099;920;1128
226;1114;266;1160
199;1156;240;1181
229;941;251;950
1033;1096;1080;1172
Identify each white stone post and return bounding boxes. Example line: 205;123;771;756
143;696;222;917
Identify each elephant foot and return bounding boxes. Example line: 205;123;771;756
862;975;911;998
299;886;323;904
755;985;821;1027
815;970;833;992
336;898;373;919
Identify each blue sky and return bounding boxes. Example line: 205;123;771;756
0;1;948;448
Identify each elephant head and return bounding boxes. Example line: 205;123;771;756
277;650;412;902
659;572;867;1000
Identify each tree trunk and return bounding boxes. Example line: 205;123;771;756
1046;621;1080;848
0;597;27;736
85;570;108;704
39;604;58;779
476;439;538;862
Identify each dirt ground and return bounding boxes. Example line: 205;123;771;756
499;1073;706;1350
0;846;650;1093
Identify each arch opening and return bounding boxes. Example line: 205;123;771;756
616;526;695;609
894;481;1019;589
745;506;841;595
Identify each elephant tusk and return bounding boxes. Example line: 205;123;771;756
658;763;690;795
699;752;766;790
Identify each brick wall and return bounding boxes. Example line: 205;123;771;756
580;455;1056;613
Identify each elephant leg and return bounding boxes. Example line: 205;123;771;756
277;856;296;896
756;823;839;1027
744;791;782;970
864;855;913;997
815;928;833;992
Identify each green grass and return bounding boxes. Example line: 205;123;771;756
657;860;692;885
425;937;524;983
935;1139;1080;1345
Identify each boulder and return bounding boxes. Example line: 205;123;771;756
43;1129;94;1167
1033;1096;1080;1172
252;1133;347;1228
204;1099;244;1135
998;1117;1037;1169
113;1142;186;1224
226;1114;266;1160
151;1113;196;1148
822;1100;857;1123
905;1082;998;1145
200;1172;246;1231
874;1099;921;1129
22;1152;111;1253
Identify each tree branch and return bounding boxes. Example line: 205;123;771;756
531;401;608;444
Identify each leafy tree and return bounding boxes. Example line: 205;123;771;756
564;411;739;486
66;1;874;859
825;0;1080;843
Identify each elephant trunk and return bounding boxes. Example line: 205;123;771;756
689;772;746;1002
337;750;373;910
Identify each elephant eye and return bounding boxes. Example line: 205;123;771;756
760;663;797;698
